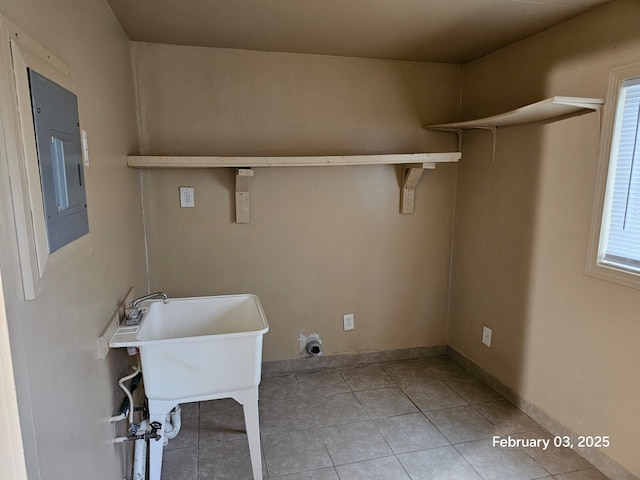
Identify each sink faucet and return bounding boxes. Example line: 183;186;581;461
125;292;168;326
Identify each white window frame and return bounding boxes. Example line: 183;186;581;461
587;62;640;289
0;17;92;299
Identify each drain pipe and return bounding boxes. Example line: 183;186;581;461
132;420;148;480
133;437;146;480
116;409;182;478
111;366;183;479
164;406;182;442
114;419;154;480
128;409;181;478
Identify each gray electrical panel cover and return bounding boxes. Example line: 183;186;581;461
28;68;88;253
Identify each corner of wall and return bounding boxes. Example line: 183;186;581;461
129;42;146;156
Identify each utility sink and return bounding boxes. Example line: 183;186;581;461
110;293;269;480
109;294;269;402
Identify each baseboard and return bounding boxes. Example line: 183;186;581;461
261;345;447;377
447;346;639;480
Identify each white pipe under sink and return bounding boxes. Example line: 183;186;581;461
132;419;148;480
132;438;146;480
164;406;182;442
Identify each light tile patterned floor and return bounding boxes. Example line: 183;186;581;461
161;356;608;480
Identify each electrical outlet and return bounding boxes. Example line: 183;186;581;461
482;326;492;347
343;313;355;331
179;186;195;207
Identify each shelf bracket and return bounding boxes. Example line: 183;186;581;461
478;126;497;164
401;163;436;214
451;126;497;163
235;168;254;223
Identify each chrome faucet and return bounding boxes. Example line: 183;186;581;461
125;292;168;326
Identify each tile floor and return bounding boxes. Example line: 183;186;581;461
160;356;609;480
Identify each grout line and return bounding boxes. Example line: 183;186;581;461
450;441;490;480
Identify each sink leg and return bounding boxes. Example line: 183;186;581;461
148;413;165;480
243;401;262;480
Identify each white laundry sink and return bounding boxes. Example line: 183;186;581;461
110;294;269;402
110;293;269;480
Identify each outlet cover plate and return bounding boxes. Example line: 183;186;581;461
179;186;195;207
343;313;355;331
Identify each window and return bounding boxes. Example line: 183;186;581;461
599;78;640;272
588;63;640;288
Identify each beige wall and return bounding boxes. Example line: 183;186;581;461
0;1;147;479
6;2;637;478
450;0;640;476
133;43;461;361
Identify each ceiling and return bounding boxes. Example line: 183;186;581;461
106;0;614;63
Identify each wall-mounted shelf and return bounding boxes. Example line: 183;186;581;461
423;96;604;160
424;96;603;131
127;153;460;169
128;152;461;221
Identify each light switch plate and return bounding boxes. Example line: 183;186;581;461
482;326;492;347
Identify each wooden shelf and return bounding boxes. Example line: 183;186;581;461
424;96;603;162
423;96;603;131
127;152;460;169
128;152;461;222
